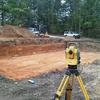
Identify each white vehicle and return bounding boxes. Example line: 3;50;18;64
64;31;80;39
28;27;40;36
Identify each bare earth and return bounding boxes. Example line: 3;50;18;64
0;51;100;80
0;25;100;100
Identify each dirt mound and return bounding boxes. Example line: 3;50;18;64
0;25;33;38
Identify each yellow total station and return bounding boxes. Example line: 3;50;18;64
65;45;80;66
54;45;89;100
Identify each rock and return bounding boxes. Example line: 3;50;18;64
28;80;35;84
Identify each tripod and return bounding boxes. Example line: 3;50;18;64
54;67;89;100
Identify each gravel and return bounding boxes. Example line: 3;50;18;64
0;60;100;100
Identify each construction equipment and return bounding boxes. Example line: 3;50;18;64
54;43;89;100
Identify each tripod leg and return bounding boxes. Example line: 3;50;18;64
76;75;89;100
65;75;74;100
54;75;70;100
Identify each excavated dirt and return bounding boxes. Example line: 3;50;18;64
0;25;100;100
0;51;100;80
0;37;64;57
0;41;100;100
0;25;33;38
0;43;64;57
0;36;99;80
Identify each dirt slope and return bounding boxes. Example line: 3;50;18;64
0;43;64;57
0;25;33;38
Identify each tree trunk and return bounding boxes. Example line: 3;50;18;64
1;0;4;26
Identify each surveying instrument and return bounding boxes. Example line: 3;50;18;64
54;42;89;100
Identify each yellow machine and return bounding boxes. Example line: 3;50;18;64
44;31;48;36
54;43;89;100
65;45;79;66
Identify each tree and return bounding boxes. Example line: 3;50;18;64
0;0;7;25
0;0;100;38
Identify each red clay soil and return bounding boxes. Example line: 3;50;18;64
0;25;33;38
0;43;64;57
0;51;100;80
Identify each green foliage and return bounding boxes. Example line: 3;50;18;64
0;0;100;38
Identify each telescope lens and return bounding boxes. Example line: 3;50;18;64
69;50;73;54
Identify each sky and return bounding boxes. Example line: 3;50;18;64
61;0;66;4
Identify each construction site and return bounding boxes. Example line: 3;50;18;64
0;25;99;100
1;0;100;99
